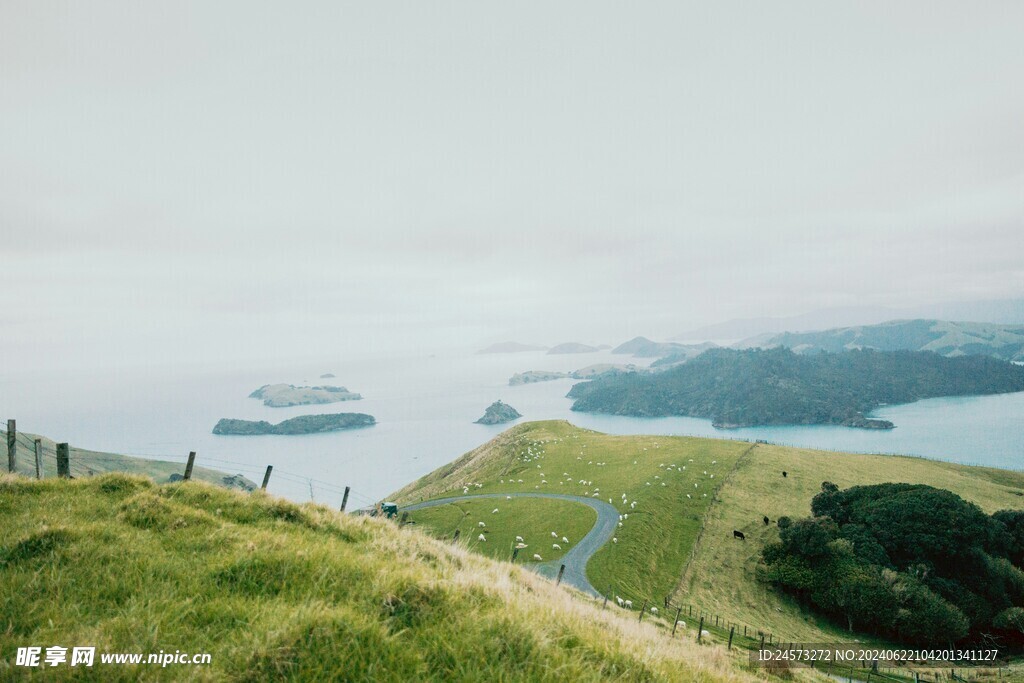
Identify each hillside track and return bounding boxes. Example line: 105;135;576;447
401;493;618;596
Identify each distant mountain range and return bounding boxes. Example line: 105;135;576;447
676;299;1024;341
750;319;1024;362
547;342;610;354
611;336;717;359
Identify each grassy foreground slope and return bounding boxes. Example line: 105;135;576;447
681;443;1024;642
392;421;751;603
0;473;772;683
1;428;252;489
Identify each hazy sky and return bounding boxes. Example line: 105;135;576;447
2;1;1023;371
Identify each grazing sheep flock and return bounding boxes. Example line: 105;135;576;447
412;431;731;624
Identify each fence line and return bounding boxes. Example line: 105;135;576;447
1;420;383;514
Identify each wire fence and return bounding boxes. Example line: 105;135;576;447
2;419;381;513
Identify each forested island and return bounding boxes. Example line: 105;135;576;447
567;347;1024;428
249;383;362;407
213;413;376;435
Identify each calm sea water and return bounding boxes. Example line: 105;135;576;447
2;349;1022;505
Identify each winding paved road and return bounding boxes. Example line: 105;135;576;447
401;493;618;597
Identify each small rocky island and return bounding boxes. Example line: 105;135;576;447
213;413;376;435
249;383;362;407
474;401;521;425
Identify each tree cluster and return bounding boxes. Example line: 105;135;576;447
760;482;1024;646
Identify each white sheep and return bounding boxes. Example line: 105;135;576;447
478;521;486;527
492;508;499;514
650;607;658;614
624;599;633;608
701;629;710;637
551;531;558;538
612;537;618;543
616;596;624;606
515;535;524;542
533;554;542;561
561;536;568;543
552;543;561;550
478;534;486;542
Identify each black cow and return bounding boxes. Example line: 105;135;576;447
763;516;770;526
782;471;788;478
733;530;746;540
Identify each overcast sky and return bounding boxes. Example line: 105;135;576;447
2;1;1023;371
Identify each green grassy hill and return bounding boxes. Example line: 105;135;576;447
392;421;1024;655
0;472;777;682
392;421;752;603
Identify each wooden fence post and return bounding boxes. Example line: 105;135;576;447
672;607;682;636
760;633;765;652
452;529;460;543
7;419;15;473
697;616;704;642
511;547;520;562
340;486;350;512
728;626;735;650
556;564;566;586
261;465;272;490
183;451;196;481
56;443;70;478
638;600;647;622
34;439;42;479
399;511;409;526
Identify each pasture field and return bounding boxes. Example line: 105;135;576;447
682;442;1024;642
392;420;1024;652
392;420;752;604
406;496;596;564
